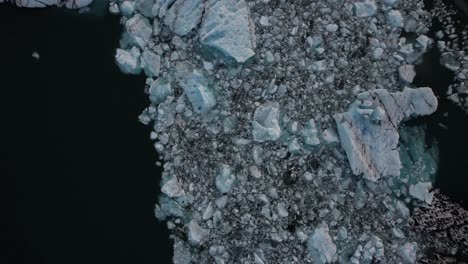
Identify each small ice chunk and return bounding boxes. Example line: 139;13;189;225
120;1;135;17
398;242;417;264
325;24;338;32
32;51;40;60
115;47;142;75
354;1;377;17
188;220;210;246
302;119;320;147
307;222;337;264
203;202;214;220
386;10;404;28
322;128;339;144
252;102;281;142
259;16;269;27
276;203;289;218
164;0;204;36
173;239;191;264
409;182;433;204
161;176;184;197
135;0;156;18
124;14;152;49
108;2;120;15
215;164;235;193
440;52;461;71
149;78;172;104
372;47;384;59
288;138;301;154
141;49;161;77
178;68;216;113
398;64;416;83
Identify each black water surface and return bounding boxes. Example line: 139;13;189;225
2;6;172;264
412;12;468;207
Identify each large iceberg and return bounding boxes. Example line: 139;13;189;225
198;0;256;63
334;87;438;181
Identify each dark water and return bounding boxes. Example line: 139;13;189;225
412;4;468;207
3;6;172;264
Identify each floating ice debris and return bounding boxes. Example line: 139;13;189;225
177;66;216;114
386;10;404;28
5;0;92;8
141;49;160;77
215;164;235;194
252;102;281;142
134;0;155;18
440;52;461;71
350;235;385;264
354;1;377;17
119;1;135;17
398;242;418;264
198;0;256;63
161;175;184;198
173;239;191;264
164;0;204;36
32;51;40;60
149;78;172;104
335;87;438;181
187;220;210;246
302;119;320;147
322;128;339;144
307;222;336;264
409;182;434;204
399;64;416;83
123;14;152;49
115;47;142;75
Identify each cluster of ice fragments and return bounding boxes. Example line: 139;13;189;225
7;0;467;262
103;0;468;262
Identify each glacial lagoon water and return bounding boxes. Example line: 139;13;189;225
3;6;172;264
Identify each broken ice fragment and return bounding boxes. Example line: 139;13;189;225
164;0;204;36
302;119;321;147
115;47;142;75
149;78;172;105
123;14;152;49
440;52;461;71
276;202;289;218
409;182;433;204
398;64;416;83
288;138;301;154
398;242;417;264
215;164;235;193
386;10;404;28
141;49;161;77
252;102;281;142
322;128;339;144
120;1;135;17
173;239;191;264
135;0;156;18
354;1;377;17
334;87;438;181
177;67;216;114
198;0;256;63
307;222;336;264
187;220;210;246
161;176;184;198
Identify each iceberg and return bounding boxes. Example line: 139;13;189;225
198;0;256;63
354;1;377;17
334;87;438;181
5;0;92;8
141;49;161;77
215;164;235;193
